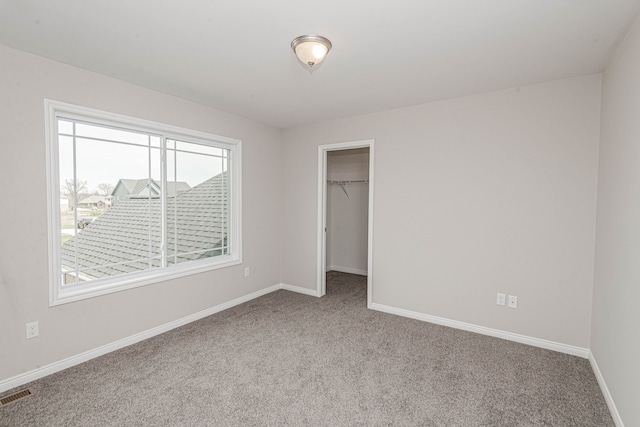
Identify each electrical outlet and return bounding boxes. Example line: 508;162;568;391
496;293;506;306
244;267;250;277
26;321;39;339
508;295;518;309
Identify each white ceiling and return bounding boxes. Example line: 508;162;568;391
1;1;639;128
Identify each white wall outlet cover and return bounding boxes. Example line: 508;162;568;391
508;295;518;308
26;321;39;339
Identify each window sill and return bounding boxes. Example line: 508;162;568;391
50;256;241;306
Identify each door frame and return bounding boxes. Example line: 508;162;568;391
317;139;374;307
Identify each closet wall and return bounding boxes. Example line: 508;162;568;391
326;148;369;275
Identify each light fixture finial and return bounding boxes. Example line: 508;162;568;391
291;35;332;72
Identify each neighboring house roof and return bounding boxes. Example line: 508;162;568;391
62;173;228;280
165;181;192;197
111;178;191;198
111;178;141;195
78;195;108;205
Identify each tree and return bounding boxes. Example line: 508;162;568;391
61;179;88;211
97;183;115;196
61;179;88;196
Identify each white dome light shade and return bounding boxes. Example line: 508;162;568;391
291;35;332;71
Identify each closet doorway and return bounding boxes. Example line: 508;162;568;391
317;140;374;307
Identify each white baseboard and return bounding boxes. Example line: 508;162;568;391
279;283;321;297
328;265;367;276
0;282;601;412
369;302;590;358
589;352;624;426
0;284;282;394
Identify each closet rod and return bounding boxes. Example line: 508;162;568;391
326;180;369;185
327;180;368;198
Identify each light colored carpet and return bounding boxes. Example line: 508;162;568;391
0;272;613;426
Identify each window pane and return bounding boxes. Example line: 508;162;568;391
167;141;230;265
175;140;224;157
58;120;74;135
58;133;77;283
150;136;161;148
60;132;162;285
75;122;151;146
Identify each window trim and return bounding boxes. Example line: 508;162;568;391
45;99;242;306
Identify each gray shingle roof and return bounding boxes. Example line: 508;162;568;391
62;172;228;281
166;181;192;197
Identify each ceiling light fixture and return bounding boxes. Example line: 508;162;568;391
291;35;332;72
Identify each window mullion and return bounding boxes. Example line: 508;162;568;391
72;121;79;284
161;136;167;268
173;143;177;265
148;135;153;270
225;149;230;255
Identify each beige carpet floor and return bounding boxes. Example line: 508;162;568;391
0;271;613;426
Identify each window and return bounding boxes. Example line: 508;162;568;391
45;100;241;305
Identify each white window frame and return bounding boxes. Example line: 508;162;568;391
45;100;242;306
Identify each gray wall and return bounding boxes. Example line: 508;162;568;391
0;44;283;382
283;75;601;348
327;149;369;275
592;12;640;427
